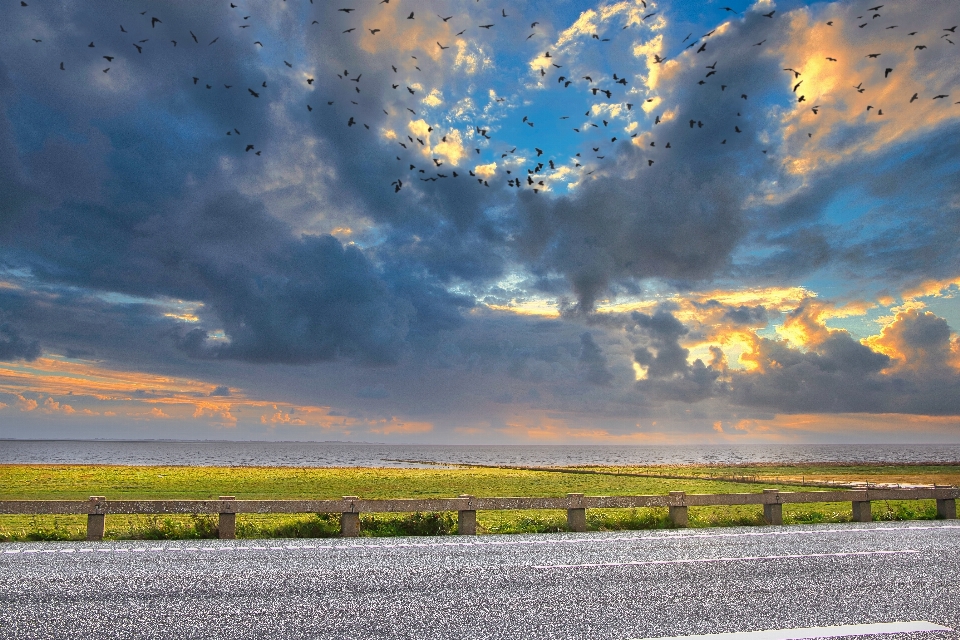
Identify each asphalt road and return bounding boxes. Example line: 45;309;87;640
1;520;958;640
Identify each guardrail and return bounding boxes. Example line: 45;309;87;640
1;488;956;541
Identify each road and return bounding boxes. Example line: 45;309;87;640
1;520;958;639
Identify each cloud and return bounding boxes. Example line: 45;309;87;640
578;332;614;385
515;166;746;310
15;394;37;412
0;323;40;362
731;305;960;415
631;309;724;402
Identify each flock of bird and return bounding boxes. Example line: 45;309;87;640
21;0;960;195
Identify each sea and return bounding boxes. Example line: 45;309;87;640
1;440;959;467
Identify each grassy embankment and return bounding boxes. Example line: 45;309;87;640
0;463;955;541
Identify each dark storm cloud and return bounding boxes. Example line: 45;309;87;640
0;322;40;362
736;123;960;286
729;309;960;415
0;2;480;366
516;166;748;311
630;309;724;403
509;8;813;310
578;331;613;386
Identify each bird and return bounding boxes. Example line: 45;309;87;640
248;88;259;97
439;14;452;21
369;29;380;35
407;12;414;19
479;24;494;29
762;10;775;18
338;7;355;12
437;42;449;50
910;93;919;102
866;53;881;58
151;17;161;28
885;68;893;78
133;43;143;53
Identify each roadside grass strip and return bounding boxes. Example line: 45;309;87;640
636;621;953;639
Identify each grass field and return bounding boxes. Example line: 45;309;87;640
0;463;954;541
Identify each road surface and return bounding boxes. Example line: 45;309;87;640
1;520;958;639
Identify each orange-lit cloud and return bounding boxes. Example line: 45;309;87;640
775;3;960;178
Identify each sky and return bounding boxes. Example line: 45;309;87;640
0;0;958;444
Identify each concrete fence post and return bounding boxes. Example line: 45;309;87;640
567;493;586;532
763;489;783;525
936;497;956;520
852;500;872;522
457;495;477;535
341;496;360;537
218;496;236;540
669;491;688;527
86;496;106;541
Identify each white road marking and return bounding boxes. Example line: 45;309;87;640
532;549;919;569
636;620;953;639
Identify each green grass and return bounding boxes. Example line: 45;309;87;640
0;463;954;541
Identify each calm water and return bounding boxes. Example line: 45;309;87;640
1;440;959;467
